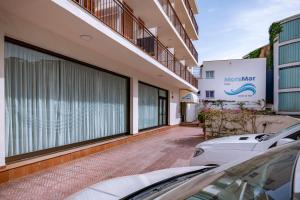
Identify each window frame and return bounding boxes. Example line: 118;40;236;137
4;37;131;163
205;90;215;99
205;70;215;79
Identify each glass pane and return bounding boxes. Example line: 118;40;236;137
138;83;159;129
280;18;300;43
279;42;300;65
187;146;299;200
5;42;128;157
279;66;300;89
159;89;167;97
279;92;300;112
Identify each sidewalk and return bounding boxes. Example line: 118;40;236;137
0;126;203;200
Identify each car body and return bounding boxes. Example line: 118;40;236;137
66;166;215;200
190;123;300;166
68;141;300;200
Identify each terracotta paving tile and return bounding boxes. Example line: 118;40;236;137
0;127;203;200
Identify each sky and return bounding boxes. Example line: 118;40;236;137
195;0;300;64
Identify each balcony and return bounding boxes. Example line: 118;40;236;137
158;0;198;62
183;0;198;34
72;0;198;88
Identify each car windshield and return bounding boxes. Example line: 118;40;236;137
262;123;300;141
185;144;300;200
123;167;214;200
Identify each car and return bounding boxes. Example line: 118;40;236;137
67;141;300;200
190;123;300;166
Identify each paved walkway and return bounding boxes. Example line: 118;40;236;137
0;127;203;200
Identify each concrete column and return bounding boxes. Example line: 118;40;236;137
169;89;181;125
168;90;174;125
130;77;139;134
273;40;279;112
0;32;5;166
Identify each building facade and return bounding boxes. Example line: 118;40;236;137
198;59;266;109
274;14;300;114
0;0;199;168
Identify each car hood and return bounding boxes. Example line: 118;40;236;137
197;134;263;150
67;166;210;200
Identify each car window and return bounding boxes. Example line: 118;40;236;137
263;123;300;141
285;130;300;140
186;146;299;200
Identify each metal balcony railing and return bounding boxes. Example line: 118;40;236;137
158;0;198;61
183;0;198;33
72;0;198;88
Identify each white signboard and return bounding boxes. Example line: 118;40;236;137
198;58;266;102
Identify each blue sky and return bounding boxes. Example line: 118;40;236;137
195;0;300;64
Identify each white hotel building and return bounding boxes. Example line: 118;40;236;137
0;0;199;180
198;59;267;109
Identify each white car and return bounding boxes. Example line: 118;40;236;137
68;142;300;200
190;123;300;166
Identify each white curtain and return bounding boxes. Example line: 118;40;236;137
5;42;128;157
138;83;158;130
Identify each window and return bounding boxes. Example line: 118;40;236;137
138;83;168;130
286;130;300;140
206;90;215;99
187;145;300;200
206;71;214;79
5;40;129;158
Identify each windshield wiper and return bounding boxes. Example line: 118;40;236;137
121;167;215;200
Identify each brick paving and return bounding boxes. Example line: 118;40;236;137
0;127;203;200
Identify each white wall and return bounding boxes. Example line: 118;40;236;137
273;39;280;113
186;104;197;122
198;59;266;103
0;31;5;166
130;77;139;134
169;89;181;125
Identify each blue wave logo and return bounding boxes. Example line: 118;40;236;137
224;83;256;96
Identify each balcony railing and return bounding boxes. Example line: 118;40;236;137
158;0;198;62
183;0;198;34
72;0;198;88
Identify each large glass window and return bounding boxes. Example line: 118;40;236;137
279;66;300;89
279;42;300;65
5;41;129;157
205;71;215;79
138;83;168;130
279;18;300;43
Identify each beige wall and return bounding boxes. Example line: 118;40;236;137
0;6;183;165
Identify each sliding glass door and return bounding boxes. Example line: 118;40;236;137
138;82;168;130
5;40;129;158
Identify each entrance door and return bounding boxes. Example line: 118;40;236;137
159;97;167;126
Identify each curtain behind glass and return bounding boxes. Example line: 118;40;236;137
5;42;128;157
138;83;158;130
